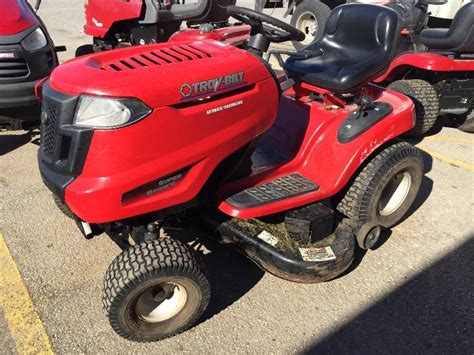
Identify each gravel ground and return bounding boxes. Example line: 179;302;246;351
0;1;473;353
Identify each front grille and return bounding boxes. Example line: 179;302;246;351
0;57;29;78
41;101;58;157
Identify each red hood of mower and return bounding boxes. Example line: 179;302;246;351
48;40;271;108
0;0;38;35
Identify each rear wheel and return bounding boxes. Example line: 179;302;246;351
388;80;440;136
103;238;210;342
337;141;423;230
290;1;331;50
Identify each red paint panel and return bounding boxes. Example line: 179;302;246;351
49;40;270;108
66;77;279;222
218;87;415;218
169;25;251;46
376;52;474;83
84;0;142;38
0;0;37;35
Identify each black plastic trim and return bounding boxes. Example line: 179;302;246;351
38;83;94;198
0;79;40;108
338;102;393;144
0;26;36;45
226;173;318;208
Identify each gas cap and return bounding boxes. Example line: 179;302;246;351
199;23;214;33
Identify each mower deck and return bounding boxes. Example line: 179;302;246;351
196;210;355;283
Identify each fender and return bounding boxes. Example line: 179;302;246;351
375;52;474;83
218;87;415;218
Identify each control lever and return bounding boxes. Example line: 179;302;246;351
354;96;377;119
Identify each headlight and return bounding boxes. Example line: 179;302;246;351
21;28;47;51
74;96;151;128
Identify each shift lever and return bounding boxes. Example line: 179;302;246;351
354;96;376;119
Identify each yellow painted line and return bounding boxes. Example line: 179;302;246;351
424;136;474;144
0;233;54;354
419;147;474;173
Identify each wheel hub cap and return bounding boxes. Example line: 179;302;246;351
379;171;412;216
135;282;188;323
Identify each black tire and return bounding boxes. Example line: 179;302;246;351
457;111;474;133
52;194;75;219
290;1;331;50
75;44;94;57
387;80;440;136
337;141;423;229
103;238;210;342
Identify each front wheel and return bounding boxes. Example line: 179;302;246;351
103;238;210;342
337;141;423;230
290;1;331;50
52;194;75;219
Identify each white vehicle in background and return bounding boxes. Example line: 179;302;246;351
428;0;471;26
255;0;470;49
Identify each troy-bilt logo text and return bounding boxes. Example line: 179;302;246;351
180;72;244;98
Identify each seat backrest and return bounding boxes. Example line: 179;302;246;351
321;4;400;57
284;4;401;92
449;2;474;35
419;2;474;52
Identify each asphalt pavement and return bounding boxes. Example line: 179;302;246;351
0;1;473;353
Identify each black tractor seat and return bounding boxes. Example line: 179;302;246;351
284;4;400;93
420;2;474;53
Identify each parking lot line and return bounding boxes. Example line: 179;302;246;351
425;136;474;145
0;233;54;354
419;147;474;173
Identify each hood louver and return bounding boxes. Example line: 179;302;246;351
100;45;212;72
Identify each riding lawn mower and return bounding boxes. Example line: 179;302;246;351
38;3;427;342
378;0;474;135
77;0;247;55
257;0;474;135
0;0;62;130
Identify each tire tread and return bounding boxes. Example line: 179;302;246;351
103;238;210;342
337;141;422;227
388;79;439;136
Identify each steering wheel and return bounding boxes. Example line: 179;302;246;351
227;6;305;43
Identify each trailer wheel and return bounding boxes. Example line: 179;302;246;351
337;141;423;230
457;111;474;133
290;1;331;50
52;194;75;219
387;80;440;136
103;238;210;342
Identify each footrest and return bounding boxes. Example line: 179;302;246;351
226;173;319;208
